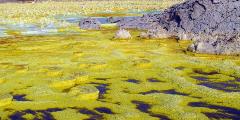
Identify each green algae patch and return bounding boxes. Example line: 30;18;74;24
0;94;13;107
49;75;89;91
68;85;99;100
52;109;89;120
0;26;240;119
0;79;5;84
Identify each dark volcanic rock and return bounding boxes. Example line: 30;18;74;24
0;0;17;3
117;13;162;30
188;32;240;55
79;18;101;30
157;0;240;36
118;0;240;35
140;27;173;39
108;16;139;24
118;0;240;54
174;0;240;55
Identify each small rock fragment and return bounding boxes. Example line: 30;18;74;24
114;29;131;39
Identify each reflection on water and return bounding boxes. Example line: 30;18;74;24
132;100;170;120
0;9;161;37
0;26;8;37
78;108;104;119
9;108;64;120
0;16;138;37
189;102;240;119
0;23;58;36
94;107;114;114
56;15;138;24
190;69;240;92
12;94;30;101
126;79;141;84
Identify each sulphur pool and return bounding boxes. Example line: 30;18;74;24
0;26;240;120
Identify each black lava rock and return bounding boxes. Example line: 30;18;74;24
119;0;240;55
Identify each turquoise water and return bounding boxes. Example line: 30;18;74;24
0;26;8;37
0;9;161;36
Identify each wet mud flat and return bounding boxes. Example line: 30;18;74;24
0;26;240;120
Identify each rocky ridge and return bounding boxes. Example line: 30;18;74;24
118;0;240;55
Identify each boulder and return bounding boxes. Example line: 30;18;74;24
156;0;240;36
140;27;172;39
188;33;240;55
114;29;131;39
117;14;161;30
176;29;195;40
79;18;101;30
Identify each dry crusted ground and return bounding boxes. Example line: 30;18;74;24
0;25;240;120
